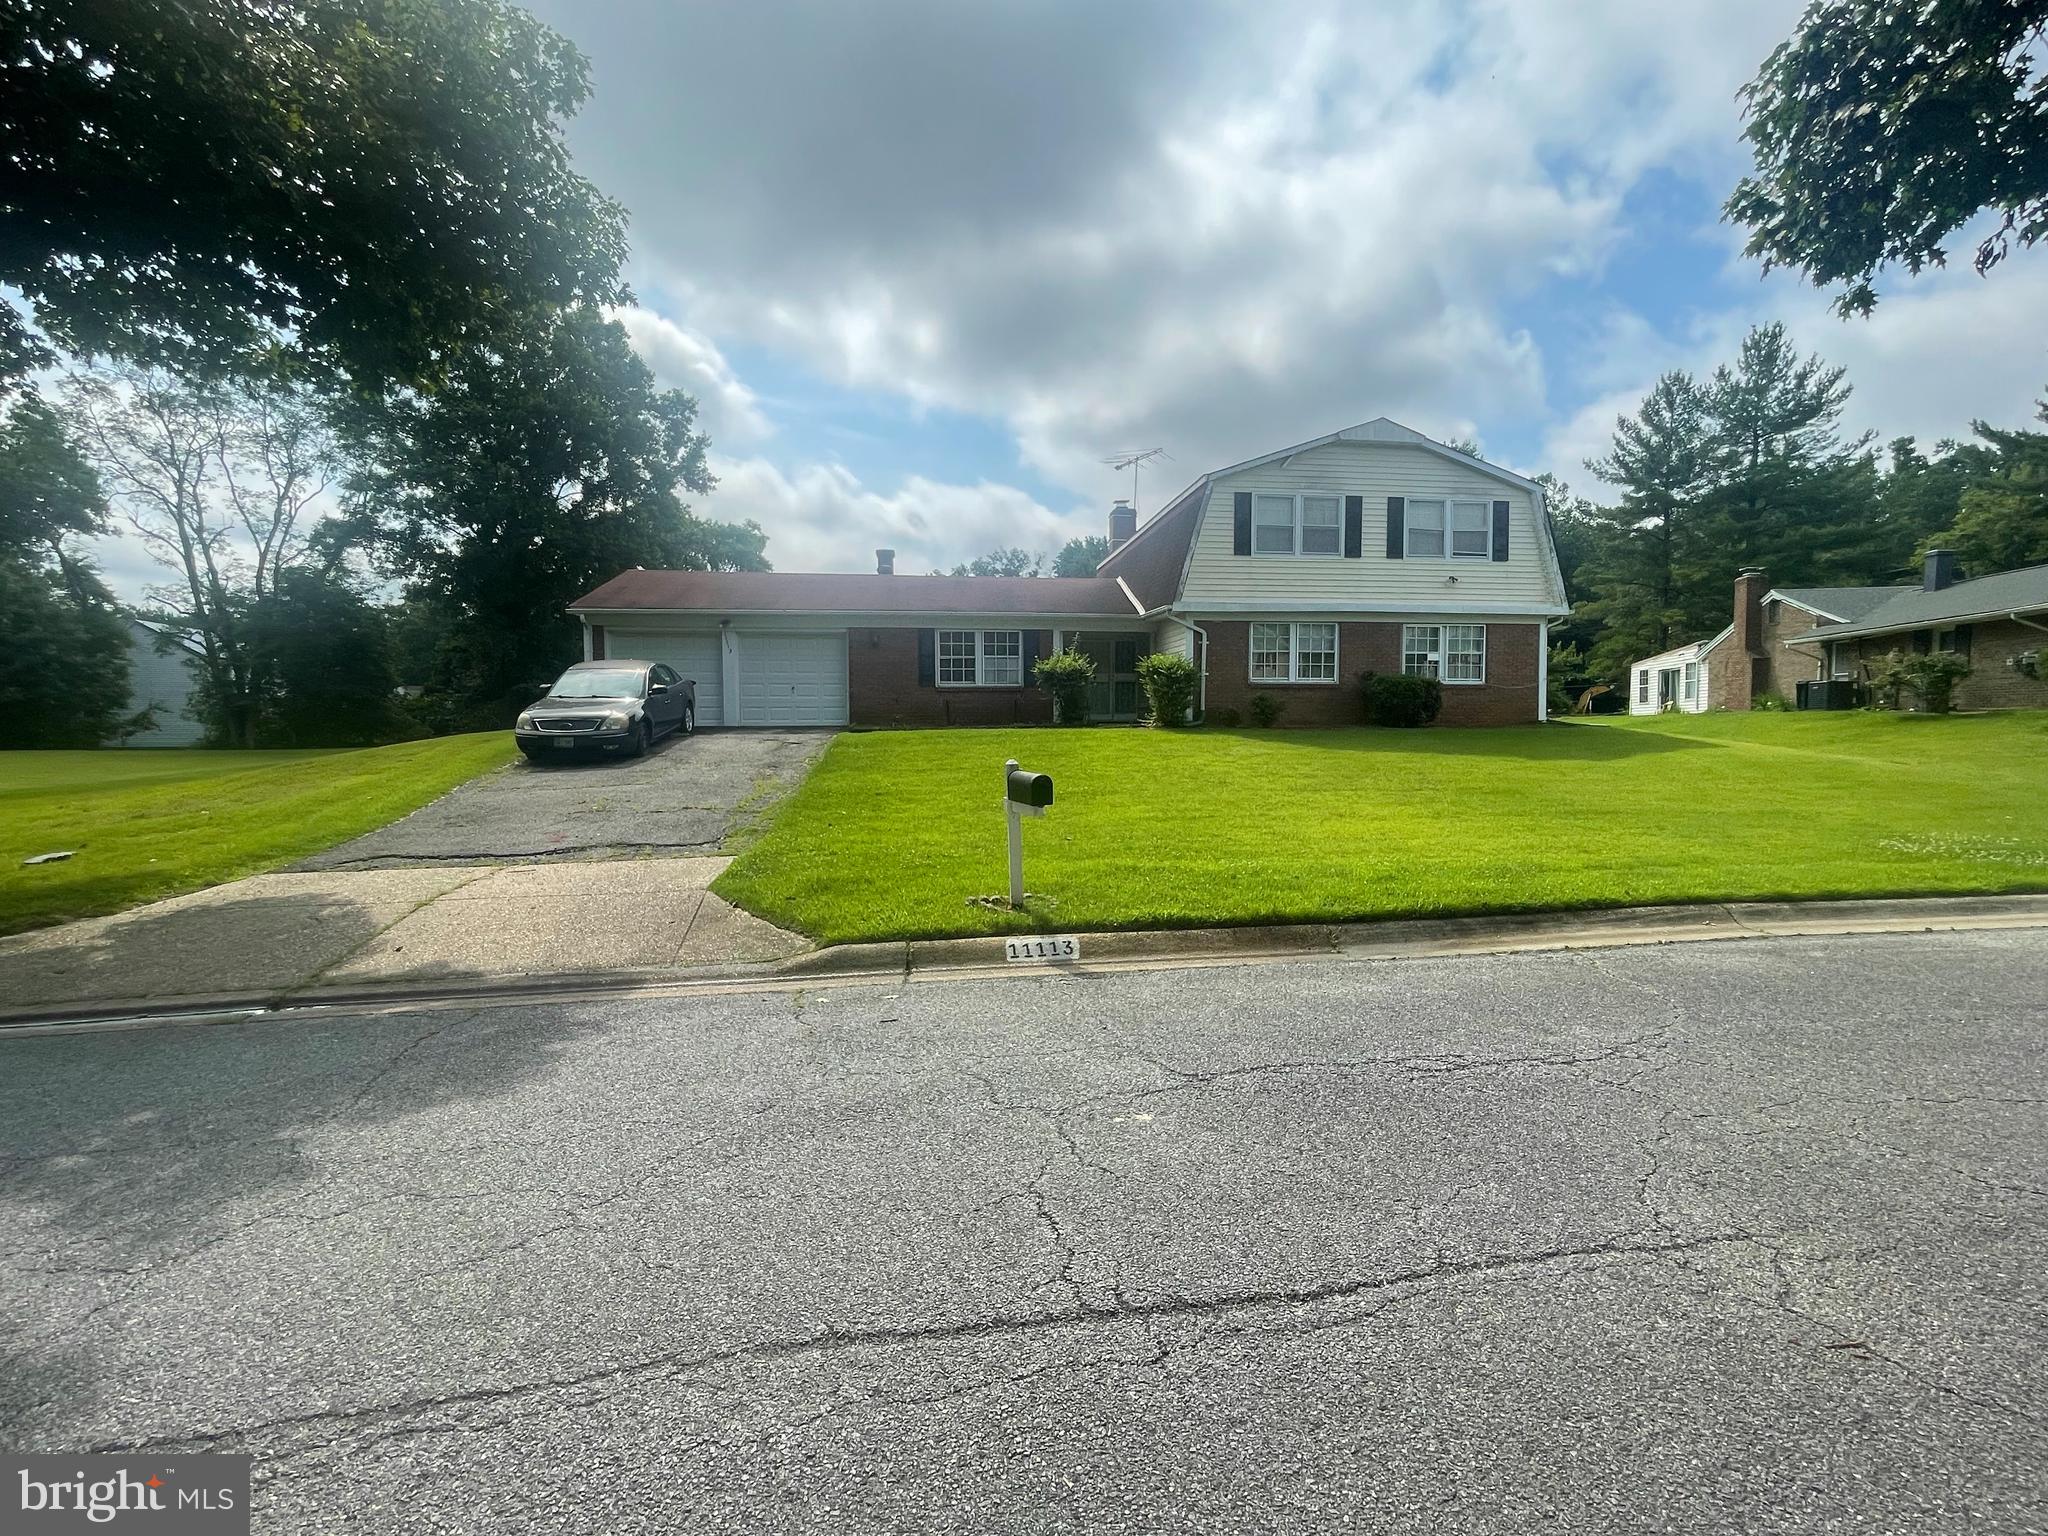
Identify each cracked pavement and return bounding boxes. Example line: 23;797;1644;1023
2;929;2045;1532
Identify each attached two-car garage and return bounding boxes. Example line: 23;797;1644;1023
601;629;848;727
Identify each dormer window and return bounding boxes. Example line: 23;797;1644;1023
1253;493;1342;556
1406;499;1490;559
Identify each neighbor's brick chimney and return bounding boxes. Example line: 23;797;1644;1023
1923;548;1959;591
875;547;896;576
1727;566;1769;710
1109;499;1137;550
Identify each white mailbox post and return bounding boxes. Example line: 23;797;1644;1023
1002;757;1053;908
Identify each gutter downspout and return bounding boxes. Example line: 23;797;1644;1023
1536;620;1548;722
2011;611;2048;636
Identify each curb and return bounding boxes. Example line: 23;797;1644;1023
4;893;2046;1034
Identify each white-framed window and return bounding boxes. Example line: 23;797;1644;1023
1682;661;1698;702
937;629;1024;686
1253;492;1344;556
1249;621;1339;683
1636;668;1651;704
1934;627;1959;653
1405;499;1492;560
1403;624;1486;684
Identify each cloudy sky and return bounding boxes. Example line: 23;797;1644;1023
504;0;2047;578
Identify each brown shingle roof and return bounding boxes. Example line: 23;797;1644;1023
571;569;1141;618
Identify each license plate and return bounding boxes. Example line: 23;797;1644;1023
553;737;576;750
1005;935;1080;963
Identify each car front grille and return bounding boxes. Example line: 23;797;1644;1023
534;716;605;732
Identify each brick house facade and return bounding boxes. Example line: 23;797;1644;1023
569;420;1573;730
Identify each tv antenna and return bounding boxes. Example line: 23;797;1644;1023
1101;447;1171;515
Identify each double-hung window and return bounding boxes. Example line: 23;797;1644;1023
1682;661;1698;703
1253;493;1342;556
1405;498;1491;559
1249;622;1338;683
938;629;1023;686
1636;669;1650;704
1401;624;1486;684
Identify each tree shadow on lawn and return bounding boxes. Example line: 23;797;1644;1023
1205;719;1716;764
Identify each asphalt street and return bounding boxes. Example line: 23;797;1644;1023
3;930;2045;1532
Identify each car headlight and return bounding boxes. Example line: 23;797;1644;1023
516;713;535;731
604;711;633;730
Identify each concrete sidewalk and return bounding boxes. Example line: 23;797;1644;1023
0;857;805;1017
4;870;2047;1027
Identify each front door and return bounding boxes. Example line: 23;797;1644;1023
1078;635;1144;720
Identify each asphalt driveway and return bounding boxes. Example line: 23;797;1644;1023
296;729;833;869
3;930;2044;1531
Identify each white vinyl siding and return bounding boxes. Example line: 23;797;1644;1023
1251;621;1338;683
938;629;1024;687
1183;441;1556;607
118;621;206;747
1629;645;1714;715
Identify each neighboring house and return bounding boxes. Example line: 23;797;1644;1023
1627;552;2048;713
1784;553;2048;711
121;617;206;747
1627;628;1730;715
567;419;1571;728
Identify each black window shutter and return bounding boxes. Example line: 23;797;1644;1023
1343;495;1363;558
917;628;935;685
1022;630;1041;679
1491;500;1510;562
1385;497;1405;559
1954;623;1973;657
1232;492;1252;556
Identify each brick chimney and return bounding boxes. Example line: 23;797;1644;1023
1109;499;1137;550
1727;566;1769;710
1923;548;1959;591
875;548;895;576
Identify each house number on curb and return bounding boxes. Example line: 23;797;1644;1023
1005;936;1081;963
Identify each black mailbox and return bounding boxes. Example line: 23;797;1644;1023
1006;768;1054;808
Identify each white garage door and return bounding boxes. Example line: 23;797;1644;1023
738;632;847;726
603;630;723;725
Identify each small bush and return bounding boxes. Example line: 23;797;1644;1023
1248;693;1284;728
1135;653;1199;726
1032;647;1097;725
1205;706;1242;728
1752;691;1789;712
1360;670;1442;728
1871;648;1971;714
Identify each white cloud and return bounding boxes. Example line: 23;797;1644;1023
1542;250;2048;490
608;305;771;446
536;0;1809;507
702;455;1097;574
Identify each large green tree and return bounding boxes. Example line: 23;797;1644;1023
1054;535;1110;577
1702;323;1881;587
1727;0;2048;316
1929;410;2048;573
1;0;625;391
0;397;136;744
342;305;768;723
1573;372;1726;673
950;546;1045;578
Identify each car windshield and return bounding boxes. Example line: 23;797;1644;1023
548;669;644;699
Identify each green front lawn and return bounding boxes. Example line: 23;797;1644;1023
0;735;516;935
712;711;2048;945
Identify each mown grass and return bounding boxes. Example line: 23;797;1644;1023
0;735;516;935
712;710;2048;944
